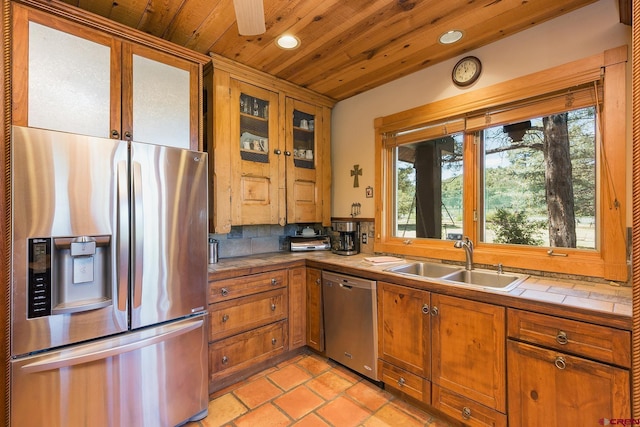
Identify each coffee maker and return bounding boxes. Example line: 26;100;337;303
332;221;360;255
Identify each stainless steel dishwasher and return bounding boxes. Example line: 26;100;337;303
322;271;378;381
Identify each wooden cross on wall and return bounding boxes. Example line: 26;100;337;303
351;164;362;187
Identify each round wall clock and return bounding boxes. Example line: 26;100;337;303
452;56;482;87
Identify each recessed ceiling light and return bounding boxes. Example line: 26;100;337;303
439;30;463;45
276;35;300;49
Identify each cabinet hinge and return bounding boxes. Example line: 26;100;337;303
473;210;478;222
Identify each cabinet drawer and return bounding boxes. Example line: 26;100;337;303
507;340;630;426
379;360;430;404
432;385;507;427
209;321;286;383
209;288;287;341
209;270;287;303
507;309;630;367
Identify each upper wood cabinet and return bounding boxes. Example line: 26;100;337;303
206;55;335;232
12;4;202;150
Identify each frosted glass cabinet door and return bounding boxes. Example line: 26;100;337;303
28;22;112;138
130;54;191;149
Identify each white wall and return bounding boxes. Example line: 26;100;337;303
331;0;631;219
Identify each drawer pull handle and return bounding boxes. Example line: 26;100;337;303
556;331;568;345
221;288;229;297
397;377;406;387
316;278;321;285
421;304;429;314
430;306;439;316
222;314;229;323
222;356;229;365
271;303;276;311
271;278;278;285
272;338;277;345
462;407;472;420
554;356;566;370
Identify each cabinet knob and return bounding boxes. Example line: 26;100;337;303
556;331;568;345
430;306;439;316
221;288;229;297
222;314;229;323
554;356;566;370
111;129;120;139
271;303;276;311
221;356;229;365
284;151;292;156
271;338;277;345
397;377;405;387
124;131;132;141
274;149;282;155
271;278;278;285
421;304;430;314
461;407;472;420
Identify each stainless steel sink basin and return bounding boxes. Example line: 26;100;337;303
440;269;527;291
385;262;461;278
385;261;527;291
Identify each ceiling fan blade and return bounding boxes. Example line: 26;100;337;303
233;0;266;35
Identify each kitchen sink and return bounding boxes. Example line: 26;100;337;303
385;262;527;291
440;269;527;291
385;262;461;278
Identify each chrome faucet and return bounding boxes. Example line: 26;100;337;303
454;237;474;270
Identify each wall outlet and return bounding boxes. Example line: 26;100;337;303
362;232;368;244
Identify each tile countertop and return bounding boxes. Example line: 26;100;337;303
208;251;632;331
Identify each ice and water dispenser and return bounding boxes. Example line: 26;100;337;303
27;235;112;318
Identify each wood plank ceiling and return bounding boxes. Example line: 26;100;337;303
53;0;627;101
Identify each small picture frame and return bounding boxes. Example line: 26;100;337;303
366;186;373;198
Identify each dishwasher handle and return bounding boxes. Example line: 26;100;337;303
322;272;376;291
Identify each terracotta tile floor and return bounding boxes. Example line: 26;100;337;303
185;352;453;427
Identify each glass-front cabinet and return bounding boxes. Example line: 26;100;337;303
207;54;334;233
230;80;281;225
286;98;324;223
12;4;201;150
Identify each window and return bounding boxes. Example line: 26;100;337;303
478;107;597;249
375;47;627;281
392;132;464;240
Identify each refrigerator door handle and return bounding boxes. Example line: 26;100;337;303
132;161;144;308
20;318;204;374
117;161;129;312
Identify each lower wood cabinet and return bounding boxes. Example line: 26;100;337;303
209;321;286;384
432;385;507;427
288;267;307;350
379;360;430;404
430;294;506;425
377;282;505;426
507;309;631;426
207;267;303;392
305;267;324;352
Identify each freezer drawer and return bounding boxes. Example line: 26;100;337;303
11;316;208;427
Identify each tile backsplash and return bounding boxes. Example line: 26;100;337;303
209;220;375;259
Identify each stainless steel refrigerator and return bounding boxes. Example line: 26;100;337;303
10;126;209;427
